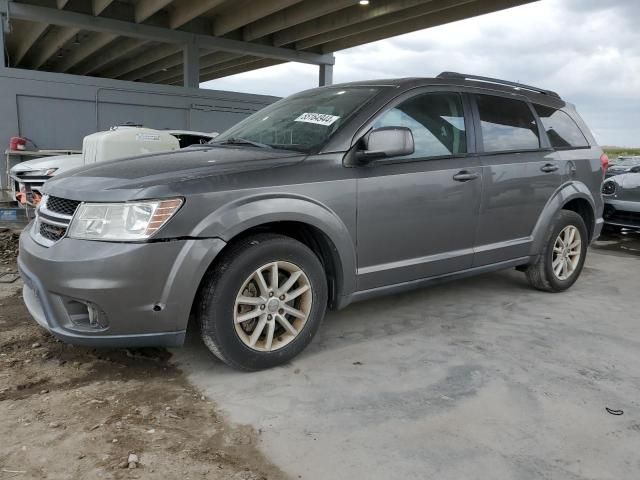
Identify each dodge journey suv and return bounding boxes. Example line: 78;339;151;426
19;72;605;370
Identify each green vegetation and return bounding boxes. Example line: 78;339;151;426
604;147;640;159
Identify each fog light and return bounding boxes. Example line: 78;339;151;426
65;298;109;330
87;302;109;329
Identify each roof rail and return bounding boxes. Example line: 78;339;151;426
437;72;561;98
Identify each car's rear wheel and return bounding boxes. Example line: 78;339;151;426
198;234;327;371
525;210;588;292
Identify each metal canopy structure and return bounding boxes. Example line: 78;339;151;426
0;0;535;89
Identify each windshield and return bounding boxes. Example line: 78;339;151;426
211;87;382;153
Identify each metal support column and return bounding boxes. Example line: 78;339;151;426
319;63;333;87
183;43;199;89
0;5;7;69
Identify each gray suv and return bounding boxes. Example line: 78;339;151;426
19;72;605;370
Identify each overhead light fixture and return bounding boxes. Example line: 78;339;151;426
359;0;370;4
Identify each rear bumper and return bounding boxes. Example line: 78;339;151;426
18;226;226;347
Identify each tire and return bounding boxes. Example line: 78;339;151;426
525;210;588;292
197;233;328;371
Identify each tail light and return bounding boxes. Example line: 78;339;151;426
9;136;27;151
600;153;609;174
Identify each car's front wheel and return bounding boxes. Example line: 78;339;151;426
198;234;328;371
525;210;588;292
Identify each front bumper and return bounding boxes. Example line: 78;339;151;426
603;199;640;229
18;226;226;347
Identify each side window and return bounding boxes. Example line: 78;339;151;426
475;95;540;152
534;105;589;149
373;92;466;158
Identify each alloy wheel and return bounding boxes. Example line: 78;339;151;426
234;261;312;352
552;225;582;281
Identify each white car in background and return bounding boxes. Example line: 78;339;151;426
10;127;218;205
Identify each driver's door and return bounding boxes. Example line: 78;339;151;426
355;90;482;291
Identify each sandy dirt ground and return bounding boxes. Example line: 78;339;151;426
0;229;287;480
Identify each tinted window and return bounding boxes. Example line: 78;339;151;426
534;105;589;149
373;92;466;158
476;95;540;152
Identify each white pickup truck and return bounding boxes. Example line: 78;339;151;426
10;126;217;205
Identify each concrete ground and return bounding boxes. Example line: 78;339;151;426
175;231;640;480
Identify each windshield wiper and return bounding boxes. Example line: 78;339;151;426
212;137;273;149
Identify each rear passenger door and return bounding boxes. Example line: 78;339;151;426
471;93;563;266
355;89;482;291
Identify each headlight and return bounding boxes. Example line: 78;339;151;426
602;181;616;196
21;168;58;177
68;198;183;241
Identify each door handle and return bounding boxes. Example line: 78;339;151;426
541;163;559;173
452;171;480;182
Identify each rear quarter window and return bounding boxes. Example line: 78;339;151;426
534;105;589;149
475;94;540;153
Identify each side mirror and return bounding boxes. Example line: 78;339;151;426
356;127;414;163
630;165;640;173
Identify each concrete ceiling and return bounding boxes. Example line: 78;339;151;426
1;0;536;86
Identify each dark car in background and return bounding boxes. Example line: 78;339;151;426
19;72;605;370
603;173;640;231
606;156;640;177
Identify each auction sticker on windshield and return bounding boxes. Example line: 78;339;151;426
295;113;340;126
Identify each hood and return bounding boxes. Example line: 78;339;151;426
10;154;83;173
44;146;305;202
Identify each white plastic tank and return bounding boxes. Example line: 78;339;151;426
82;126;180;165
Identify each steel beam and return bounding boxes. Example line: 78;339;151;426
12;22;48;66
0;10;6;68
319;63;333;87
198;58;284;84
120;51;183;81
169;0;226;29
273;0;427;47
27;25;80;69
56;31;117;72
183;42;199;88
213;0;303;37
8;2;335;66
135;0;173;23
296;0;475;50
243;0;356;42
138;51;239;84
321;0;535;53
74;37;145;75
93;0;114;16
99;44;181;78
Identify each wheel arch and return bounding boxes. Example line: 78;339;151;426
529;181;598;255
191;194;357;311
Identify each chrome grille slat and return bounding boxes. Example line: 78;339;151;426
32;195;81;246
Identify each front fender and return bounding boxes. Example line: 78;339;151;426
529;181;600;255
191;193;357;299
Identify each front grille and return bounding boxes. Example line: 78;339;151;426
608;210;640;227
39;222;67;242
32;195;81;246
46;196;81;216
